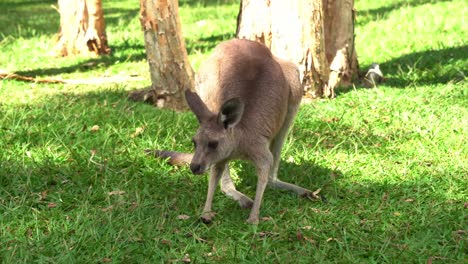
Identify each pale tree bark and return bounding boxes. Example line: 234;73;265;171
324;0;359;93
54;0;110;57
237;0;358;98
130;0;194;111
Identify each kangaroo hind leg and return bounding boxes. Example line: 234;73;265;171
268;104;316;198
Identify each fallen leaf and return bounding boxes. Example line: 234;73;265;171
101;257;112;263
40;191;48;201
427;257;433;264
405;198;415;203
261;216;273;221
310;208;330;214
301;225;312;230
108;190;125;196
161;239;171;245
177;214;190;220
322;117;339;123
82;61;97;67
47;202;57;208
257;231;279;238
381;193;389;202
278;209;288;215
130;237;144;242
25;228;33;237
195;237;210;243
393;212;401;216
182;254;191;263
131;126;145;138
326;237;335;242
296;231;303;241
304;236;317;244
101;205;113;212
128;201;138;211
90;125;100;132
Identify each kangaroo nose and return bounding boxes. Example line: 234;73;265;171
190;163;203;174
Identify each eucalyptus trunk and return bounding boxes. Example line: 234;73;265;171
237;0;358;98
54;0;110;57
136;0;194;111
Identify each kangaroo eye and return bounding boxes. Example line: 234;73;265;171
207;141;218;149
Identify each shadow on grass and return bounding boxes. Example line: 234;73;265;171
104;7;139;28
0;0;236;40
1;86;339;203
344;45;466;94
15;44;146;77
356;0;451;26
0;0;59;39
1;89;464;263
14;33;239;77
379;45;467;87
0;0;56;10
0;1;140;39
1;150;463;262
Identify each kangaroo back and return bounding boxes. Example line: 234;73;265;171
194;39;290;139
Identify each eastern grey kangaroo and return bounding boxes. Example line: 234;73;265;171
154;39;317;224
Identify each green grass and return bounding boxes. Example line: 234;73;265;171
0;0;466;263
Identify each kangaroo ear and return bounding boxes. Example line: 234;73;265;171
219;98;244;129
185;89;211;123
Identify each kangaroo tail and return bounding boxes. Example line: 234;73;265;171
146;149;193;166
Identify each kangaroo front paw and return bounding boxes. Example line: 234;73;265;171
246;216;259;225
200;211;216;224
239;197;254;209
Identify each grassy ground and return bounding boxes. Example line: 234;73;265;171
0;0;466;263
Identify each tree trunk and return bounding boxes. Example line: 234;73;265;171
323;0;359;94
236;0;358;98
133;0;194;111
54;0;110;57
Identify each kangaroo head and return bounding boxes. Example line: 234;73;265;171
185;89;244;174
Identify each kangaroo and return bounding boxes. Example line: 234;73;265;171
153;39;318;224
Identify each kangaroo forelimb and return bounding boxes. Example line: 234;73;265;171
146;149;193;166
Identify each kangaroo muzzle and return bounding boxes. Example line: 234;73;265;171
190;163;204;175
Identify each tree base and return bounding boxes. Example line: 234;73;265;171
128;87;187;112
54;0;110;57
